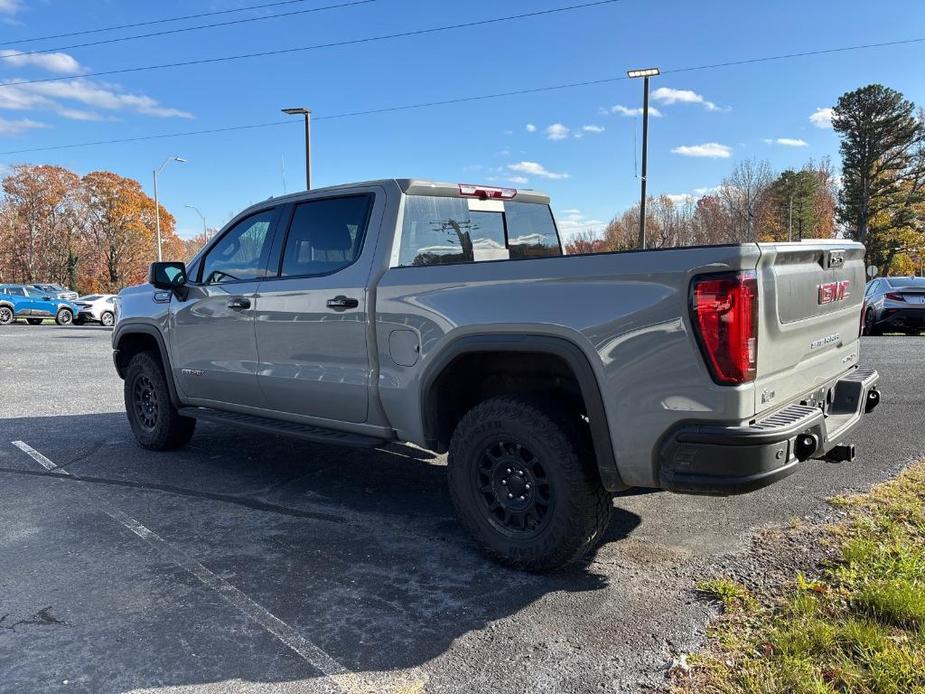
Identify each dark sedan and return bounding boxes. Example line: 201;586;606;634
863;276;925;335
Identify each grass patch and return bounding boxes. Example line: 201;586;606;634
674;461;925;694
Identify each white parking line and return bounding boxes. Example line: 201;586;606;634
10;440;426;694
12;440;64;473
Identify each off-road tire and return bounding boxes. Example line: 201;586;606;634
0;305;13;325
124;351;196;451
27;318;43;326
447;396;612;572
100;311;115;327
55;308;73;326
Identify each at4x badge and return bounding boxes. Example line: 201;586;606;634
818;280;850;305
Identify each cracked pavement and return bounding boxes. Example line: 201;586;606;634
0;324;921;693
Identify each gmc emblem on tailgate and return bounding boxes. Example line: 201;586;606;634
818;280;850;305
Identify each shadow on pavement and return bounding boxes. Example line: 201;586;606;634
0;411;642;692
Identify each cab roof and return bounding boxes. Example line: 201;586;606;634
254;179;551;208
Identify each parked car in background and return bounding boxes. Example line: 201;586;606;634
31;283;79;301
0;284;79;326
74;294;118;326
863;276;925;335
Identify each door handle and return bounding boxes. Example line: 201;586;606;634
326;296;359;310
227;297;251;310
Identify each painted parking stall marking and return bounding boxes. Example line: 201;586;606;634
12;440;65;473
10;439;428;694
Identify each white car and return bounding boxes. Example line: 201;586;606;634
74;294;118;326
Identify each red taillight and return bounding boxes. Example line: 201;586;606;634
691;271;759;385
884;292;906;302
458;184;517;200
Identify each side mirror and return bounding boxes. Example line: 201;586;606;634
149;261;187;291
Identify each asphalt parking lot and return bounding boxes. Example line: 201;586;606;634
1;325;922;694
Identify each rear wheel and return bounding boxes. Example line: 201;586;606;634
447;396;612;572
863;309;880;336
55;308;73;326
124;351;196;451
100;311;115;327
0;306;13;325
27;318;43;326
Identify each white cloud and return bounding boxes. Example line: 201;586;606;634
0;50;84;75
545;123;570;140
666;193;695;204
581;124;605;134
0;115;48;135
526;123;537;133
611;104;663;118
561;208;581;215
652;87;722;111
505;175;529;185
671;142;732;158
810;107;834;129
0;78;194;119
775;137;808;147
0;0;23;15
508;161;569;180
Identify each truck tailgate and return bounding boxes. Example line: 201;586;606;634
753;241;866;416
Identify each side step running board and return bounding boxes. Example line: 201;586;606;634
178;407;387;448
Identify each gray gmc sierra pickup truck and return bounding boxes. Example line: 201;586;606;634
113;179;881;570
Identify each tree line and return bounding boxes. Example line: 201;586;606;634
0;164;204;293
567;84;925;277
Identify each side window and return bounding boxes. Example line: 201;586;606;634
9;287;26;296
865;281;877;297
279;195;372;277
201;210;275;284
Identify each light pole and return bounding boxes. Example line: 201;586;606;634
627;67;660;250
282;107;312;190
185;204;208;239
153;155;186;261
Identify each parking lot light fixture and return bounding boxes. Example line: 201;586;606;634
153;156;186;262
185;204;208;239
626;67;660;250
282;107;312;191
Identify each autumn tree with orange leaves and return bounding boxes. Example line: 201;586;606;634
0;164;183;293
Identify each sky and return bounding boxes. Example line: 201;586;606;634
0;0;923;240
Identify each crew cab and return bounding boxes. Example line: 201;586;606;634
113;179;881;570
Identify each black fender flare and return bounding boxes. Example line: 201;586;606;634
420;334;626;491
112;322;181;407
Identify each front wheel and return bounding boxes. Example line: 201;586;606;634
100;311;115;327
447;396;612;572
0;306;13;325
124;351;196;451
55;308;73;326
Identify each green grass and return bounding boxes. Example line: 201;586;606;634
674;461;925;694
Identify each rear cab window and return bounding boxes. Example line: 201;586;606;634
395;195;561;268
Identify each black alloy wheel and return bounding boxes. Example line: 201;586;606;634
474;439;554;537
132;373;160;431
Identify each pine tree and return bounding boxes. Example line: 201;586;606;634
832;84;925;246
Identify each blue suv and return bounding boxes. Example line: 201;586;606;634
0;284;80;326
